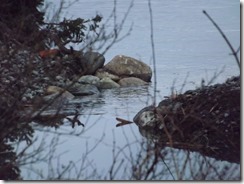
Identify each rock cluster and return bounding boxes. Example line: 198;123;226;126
0;41;152;111
41;54;152;104
97;55;152;82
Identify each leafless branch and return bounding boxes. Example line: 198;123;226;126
203;10;240;71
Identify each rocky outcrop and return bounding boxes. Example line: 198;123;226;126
100;55;152;82
118;77;148;87
1;38;152;106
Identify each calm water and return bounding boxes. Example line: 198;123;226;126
17;0;240;180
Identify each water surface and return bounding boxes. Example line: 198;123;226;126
18;0;240;180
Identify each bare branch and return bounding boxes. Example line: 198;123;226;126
203;10;240;71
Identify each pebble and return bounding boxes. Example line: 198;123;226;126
21;96;27;102
43;77;50;81
4;79;10;84
2;59;8;64
32;70;39;75
51;60;57;65
55;75;63;81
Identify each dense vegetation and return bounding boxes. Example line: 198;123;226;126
0;0;102;180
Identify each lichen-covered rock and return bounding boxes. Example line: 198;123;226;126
103;55;152;82
118;77;148;87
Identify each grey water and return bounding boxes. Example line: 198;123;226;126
17;0;240;180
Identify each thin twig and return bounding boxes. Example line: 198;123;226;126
115;117;133;127
148;0;157;106
203;10;240;71
158;152;175;180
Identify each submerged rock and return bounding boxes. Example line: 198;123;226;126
98;77;120;89
118;77;148;87
68;83;100;96
78;75;100;86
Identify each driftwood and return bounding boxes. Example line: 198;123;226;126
115;117;133;127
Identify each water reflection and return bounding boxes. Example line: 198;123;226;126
138;124;240;164
15;0;240;180
16;104;240;180
114;107;240;180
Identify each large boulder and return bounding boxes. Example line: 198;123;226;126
83;51;105;75
118;77;148;87
103;55;152;82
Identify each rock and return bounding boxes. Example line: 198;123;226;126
45;86;75;101
31;91;75;121
32;70;39;76
46;86;65;94
78;75;100;85
103;55;152;82
62;91;75;100
43;91;75;102
55;75;64;81
68;83;99;96
95;69;120;82
133;106;162;128
83;51;105;75
118;77;148;87
98;77;120;89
